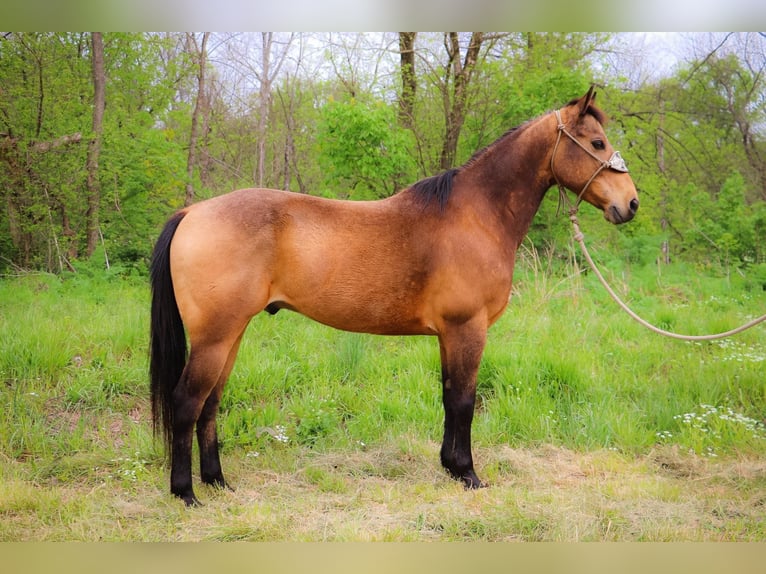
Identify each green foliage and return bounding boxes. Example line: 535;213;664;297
100;125;187;273
460;33;597;160
497;36;594;126
0;33;91;270
606;49;766;270
0;33;187;273
317;96;417;199
659;172;766;269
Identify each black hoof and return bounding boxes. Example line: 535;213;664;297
173;488;202;507
202;475;233;492
182;494;203;507
461;470;487;490
444;465;486;489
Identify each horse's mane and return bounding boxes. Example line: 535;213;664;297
409;126;521;210
409;169;459;211
410;101;606;210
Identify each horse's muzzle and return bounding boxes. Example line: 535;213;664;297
608;197;639;224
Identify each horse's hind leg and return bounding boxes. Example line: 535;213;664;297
197;330;246;491
437;319;487;489
170;336;241;506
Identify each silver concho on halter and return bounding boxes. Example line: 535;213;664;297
606;151;628;173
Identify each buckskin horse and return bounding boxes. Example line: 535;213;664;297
150;87;638;505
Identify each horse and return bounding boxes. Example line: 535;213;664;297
150;86;639;505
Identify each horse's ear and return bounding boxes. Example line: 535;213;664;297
578;85;597;117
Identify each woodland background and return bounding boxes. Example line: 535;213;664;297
1;32;765;276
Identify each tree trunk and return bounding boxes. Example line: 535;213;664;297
398;32;417;128
255;33;274;188
275;83;306;193
657;98;670;265
85;32;105;257
439;32;484;170
185;32;209;207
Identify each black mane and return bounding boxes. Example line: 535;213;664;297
409;126;520;210
410;168;459;211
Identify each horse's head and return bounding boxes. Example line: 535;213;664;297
550;87;639;224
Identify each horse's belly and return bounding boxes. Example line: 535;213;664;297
266;285;436;336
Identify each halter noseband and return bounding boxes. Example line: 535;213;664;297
550;108;628;214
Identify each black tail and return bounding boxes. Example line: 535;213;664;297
150;211;188;455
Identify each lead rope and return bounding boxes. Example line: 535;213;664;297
567;205;766;341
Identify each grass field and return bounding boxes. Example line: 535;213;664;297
1;246;765;541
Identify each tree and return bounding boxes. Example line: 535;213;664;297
184;32;210;207
317;96;416;199
255;33;294;188
0;33;90;270
398;32;417;129
703;53;765;200
1;33;763;274
85;32;105;257
324;33;397;100
439;32;484;170
609;33;766;267
219;32;296;188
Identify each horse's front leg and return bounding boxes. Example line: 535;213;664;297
437;320;487;489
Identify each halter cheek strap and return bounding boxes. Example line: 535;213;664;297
551;109;628;214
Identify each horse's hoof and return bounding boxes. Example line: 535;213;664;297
461;471;487;490
182;496;202;507
203;476;234;492
174;490;202;507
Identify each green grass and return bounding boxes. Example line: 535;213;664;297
1;252;765;540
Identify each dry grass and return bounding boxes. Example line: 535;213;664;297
3;439;764;541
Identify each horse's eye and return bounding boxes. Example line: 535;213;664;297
592;139;605;151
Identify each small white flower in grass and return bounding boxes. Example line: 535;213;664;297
258;425;290;443
655;430;673;441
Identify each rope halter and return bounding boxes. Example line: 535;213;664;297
550;108;629;215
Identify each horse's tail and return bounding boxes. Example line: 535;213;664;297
150;210;188;455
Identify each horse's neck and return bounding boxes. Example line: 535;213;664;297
462;116;554;245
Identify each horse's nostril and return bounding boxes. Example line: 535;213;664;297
629;198;639;214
